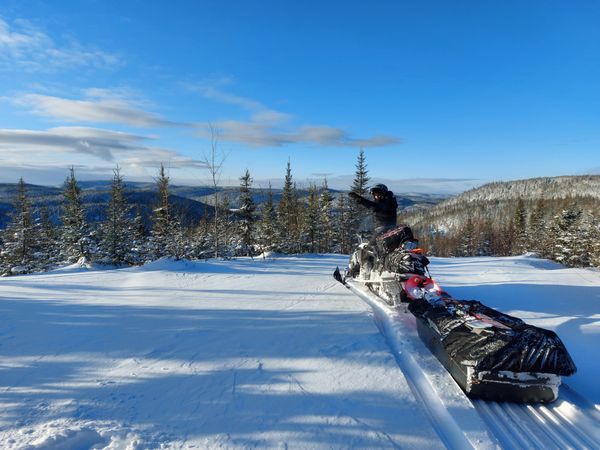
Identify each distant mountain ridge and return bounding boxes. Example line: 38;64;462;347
442;175;600;205
0;180;448;229
402;174;600;234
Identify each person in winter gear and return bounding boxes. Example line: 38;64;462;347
349;184;398;235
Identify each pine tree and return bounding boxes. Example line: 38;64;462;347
459;216;476;256
512;197;528;254
350;148;371;239
36;205;58;271
304;184;321;253
528;198;546;254
99;167;133;265
60;168;90;264
0;178;37;274
319;179;334;253
130;206;147;264
192;213;211;258
238;169;256;255
168;213;187;260
277;160;299;253
258;183;277;254
574;210;596;267
334;194;354;254
217;194;234;257
547;208;581;265
351;148;370;196
151;164;173;258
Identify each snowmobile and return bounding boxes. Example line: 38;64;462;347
334;225;577;403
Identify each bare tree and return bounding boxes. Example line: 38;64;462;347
201;124;228;258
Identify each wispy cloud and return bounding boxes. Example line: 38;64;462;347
189;82;400;148
0;126;206;171
10;89;186;128
0;18;120;71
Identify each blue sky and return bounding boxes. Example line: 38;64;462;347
0;1;599;194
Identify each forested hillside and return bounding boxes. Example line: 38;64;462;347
402;176;600;267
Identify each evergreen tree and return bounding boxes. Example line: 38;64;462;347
99;168;133;265
277;160;300;252
350;148;371;239
334;194;355;254
258;183;277;254
168;213;187;260
528;198;546;253
351;148;370;196
319;179;334;253
0;178;37;274
217;194;235;257
574;210;596;267
130;206;148;263
304;184;321;253
238;169;256;255
191;213;210;258
151;164;173;258
60;168;90;263
547;208;581;265
512;197;528;254
37;205;58;270
459;216;476;256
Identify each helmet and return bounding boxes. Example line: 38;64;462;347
370;184;389;196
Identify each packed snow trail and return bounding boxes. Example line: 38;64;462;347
344;281;495;450
344;254;600;450
1;255;450;449
1;254;598;449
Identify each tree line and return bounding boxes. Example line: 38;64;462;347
0;150;372;276
408;196;600;268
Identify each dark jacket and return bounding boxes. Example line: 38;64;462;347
350;191;398;232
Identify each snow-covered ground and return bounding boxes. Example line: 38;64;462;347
0;254;598;449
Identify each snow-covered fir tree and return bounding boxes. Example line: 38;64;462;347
350;148;370;239
238;169;256;256
36;205;59;270
257;183;277;254
319;179;334;253
151;164;173;259
192;212;212;259
129;206;148;264
277;161;300;253
528;198;546;253
546;208;581;265
99;168;134;265
459;216;476;256
351;148;370;196
60;168;91;264
333;194;355;254
512;197;528;254
0;178;38;275
304;184;321;253
217;194;235;257
168;213;187;260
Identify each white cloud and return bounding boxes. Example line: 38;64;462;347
0;127;206;176
10;90;185;128
0;18;120;71
189;83;400;149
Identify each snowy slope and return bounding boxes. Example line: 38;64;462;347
0;255;459;449
0;254;598;449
